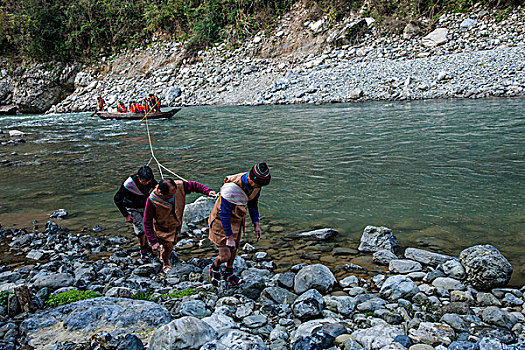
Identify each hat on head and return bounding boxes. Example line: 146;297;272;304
249;162;271;186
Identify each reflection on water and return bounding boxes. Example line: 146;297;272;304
1;99;524;283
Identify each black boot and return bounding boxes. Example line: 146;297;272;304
210;263;221;287
223;266;243;285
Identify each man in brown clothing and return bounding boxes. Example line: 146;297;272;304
208;163;271;286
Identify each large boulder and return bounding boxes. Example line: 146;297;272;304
31;273;75;291
183;196;216;224
459;245;512;290
164;86;182;106
149;316;217;350
294;264;336;295
379;275;419;301
421;28;448;47
358;226;398;253
20;297;171;350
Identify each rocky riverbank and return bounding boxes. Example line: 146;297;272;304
0;196;524;350
0;8;524;114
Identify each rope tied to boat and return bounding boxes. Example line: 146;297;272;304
141;108;188;182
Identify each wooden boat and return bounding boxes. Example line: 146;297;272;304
96;108;181;120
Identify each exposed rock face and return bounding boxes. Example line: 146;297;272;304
149;316;217;350
0;74;14;105
358;226;398;253
20;297;171;350
11;63;79;114
459;244;513;290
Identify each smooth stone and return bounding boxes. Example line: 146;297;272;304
389;259;423;274
294;264;336;295
380;275;419;301
373;250;398;265
432;277;466;291
404;248;455;267
150;316;217;350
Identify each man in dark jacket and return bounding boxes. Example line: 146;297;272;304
114;166;158;259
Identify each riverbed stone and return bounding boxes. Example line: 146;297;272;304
289;228;338;241
432;277;466;291
441;259;466;280
389;259;423;274
294;264;336;294
183;196;215;224
373;249;398;265
21;297;171;350
259;286;298;305
201;312;237;333
380;275;419;301
292;289;325;319
202;330;267;350
351;323;404;349
150;316;216;349
32;273;75;291
481;307;518;330
180;300;211;318
459;245;513;290
409;322;455;346
404;248;454;267
358;226;398;253
422;28;449;47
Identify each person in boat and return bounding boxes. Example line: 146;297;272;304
143;178;216;273
117;101;127;113
208;163;271;286
148;93;161;112
114;166;158;260
96;96;106;111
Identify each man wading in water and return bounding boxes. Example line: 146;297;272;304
143;178;216;273
114;166;157;260
208;163;271;286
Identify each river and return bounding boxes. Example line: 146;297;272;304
1;98;524;283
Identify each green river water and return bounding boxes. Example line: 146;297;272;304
1;98;524;283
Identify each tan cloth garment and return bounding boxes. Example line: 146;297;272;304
151;180;186;243
208;173;261;247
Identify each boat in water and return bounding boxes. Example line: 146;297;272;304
96;108;181;120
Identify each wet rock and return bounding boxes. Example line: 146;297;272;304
405;248;455;267
149;316;216;350
460;245;512;290
389;259;423;274
289;228;338;241
50;209;68;219
358;226;398;253
292;289;325;320
294;264;336;295
373;249;398;265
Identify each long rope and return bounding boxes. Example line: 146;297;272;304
141;105;188;182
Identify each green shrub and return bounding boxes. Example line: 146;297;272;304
164;288;196;299
45;289;101;307
0;290;10;308
132;290;160;302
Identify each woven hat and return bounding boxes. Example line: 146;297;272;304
249;162;271;186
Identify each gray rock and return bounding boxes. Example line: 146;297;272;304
441;259;466;280
150;316;216;350
389;259;423;274
339;275;359;288
292;289;325;319
358;226;398;253
380;275;419;301
459;245;513;290
356;296;386;312
275;272;295;289
180;300;211;318
289;228;338;241
440;313;469;333
481;307;518;330
21;297;171;350
403;22;423;39
164;86;182;106
202;329;267;350
408;322;455;346
422;28;449;47
259;286;298;306
105;287;134;298
476;292;502;307
324;295;357;316
502;292;523;307
460;19;477;29
183;196;215;224
373;250;398;265
432;277;466;291
32;273;75;291
0;271;21;284
294;264;336;295
348;88;364;100
405;248;455;267
202;312;237;333
351;323;404;349
243;314;267;328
